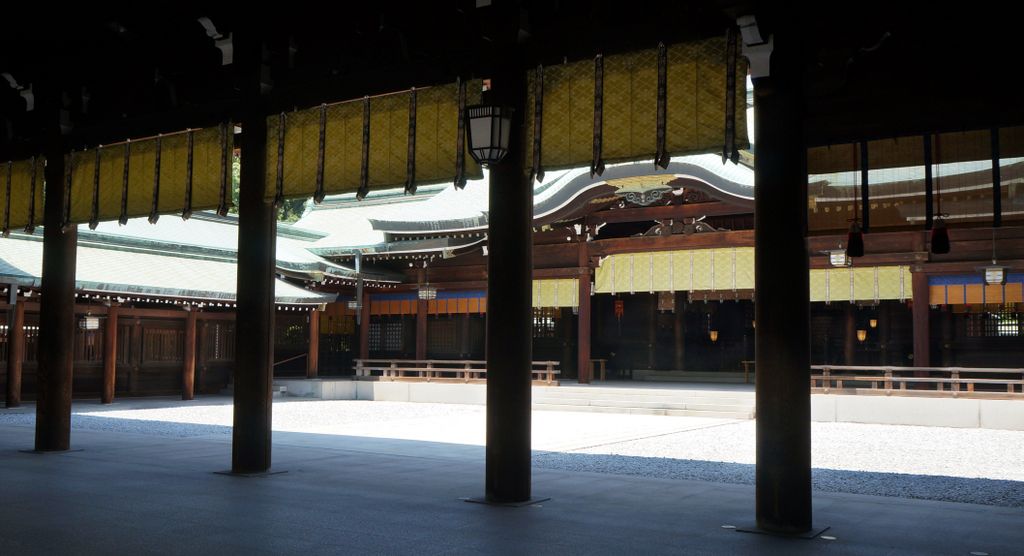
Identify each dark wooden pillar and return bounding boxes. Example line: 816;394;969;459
577;269;592;383
647;295;657;369
232;34;276;474
101;305;118;404
182;308;197;400
484;32;532;504
307;309;320;378
129;318;141;395
940;308;954;366
673;293;686;370
359;292;371;359
36;131;78;451
5;295;25;408
416;299;428;360
753;31;812;533
878;304;890;365
844;304;856;366
911;272;930;368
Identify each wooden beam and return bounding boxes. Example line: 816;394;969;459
5;298;25;408
577;249;592;384
306;309;320;379
101;306;118;404
182;308;197;401
589;230;754;257
586;201;747;225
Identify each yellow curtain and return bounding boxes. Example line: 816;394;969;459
596;247;910;303
533;279;579;308
3;158;45;231
266;81;483;201
66;127;225;225
524;37;748;172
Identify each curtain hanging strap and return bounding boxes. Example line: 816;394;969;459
25;156;37;234
357;97;371;200
182;129;194;220
530;64;546;183
274;112;286;207
454;78;468;189
314;104;327;203
3;161;11;237
591;54;605;178
119;140;131;225
655;43;669;169
404;88;418;195
217;123;230;216
89;147;101;229
148;135;162;224
723;26;739;164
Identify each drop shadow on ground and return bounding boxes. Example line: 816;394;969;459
1;409;1020;509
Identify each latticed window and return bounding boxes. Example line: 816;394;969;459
428;319;458;354
532;307;558;338
382;321;404;351
368;322;382;351
965;305;1023;337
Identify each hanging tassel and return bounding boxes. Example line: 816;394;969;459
182;129;194;220
404;89;418;195
723;26;739;164
89;147;101;229
454;78;468;189
274;112;286;208
846;221;865;258
119;140;131;225
148;135;162;224
930;218;950;254
61;154;74;231
25;156;37;234
530;64;546;183
217;123;230;216
357;97;371;200
314;104;328;203
3;161;12;237
590;54;605;178
655;43;669;169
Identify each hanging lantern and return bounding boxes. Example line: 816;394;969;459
856;329;867;342
465;105;513;166
930;218;950;254
709;329;719;343
869;318;878;329
846;222;864;258
418;285;437;301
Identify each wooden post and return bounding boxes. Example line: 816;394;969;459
182;308;197;400
879;303;890;365
359;291;371;359
673;293;685;371
232;33;276;474
911;272;930;368
416;298;428;360
753;30;812;533
5;295;25;408
101;306;118;404
647;294;657;369
844;304;856;366
577;267;592;383
129;319;141;395
484;25;532;503
35;121;78;452
306;308;320;378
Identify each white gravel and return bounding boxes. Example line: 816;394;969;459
2;398;1022;507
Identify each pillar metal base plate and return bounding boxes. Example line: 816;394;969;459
735;524;830;539
462;496;550;507
214;470;288;478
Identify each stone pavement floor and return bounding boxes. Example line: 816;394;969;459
1;400;1022;554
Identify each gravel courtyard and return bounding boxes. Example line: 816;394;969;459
2;397;1022;508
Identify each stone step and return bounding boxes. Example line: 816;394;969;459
532;397;753;413
535;391;754;404
532;403;753;419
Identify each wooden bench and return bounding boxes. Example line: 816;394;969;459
589;358;608;381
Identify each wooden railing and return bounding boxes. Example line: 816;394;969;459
353;359;561;385
811;365;1024;398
